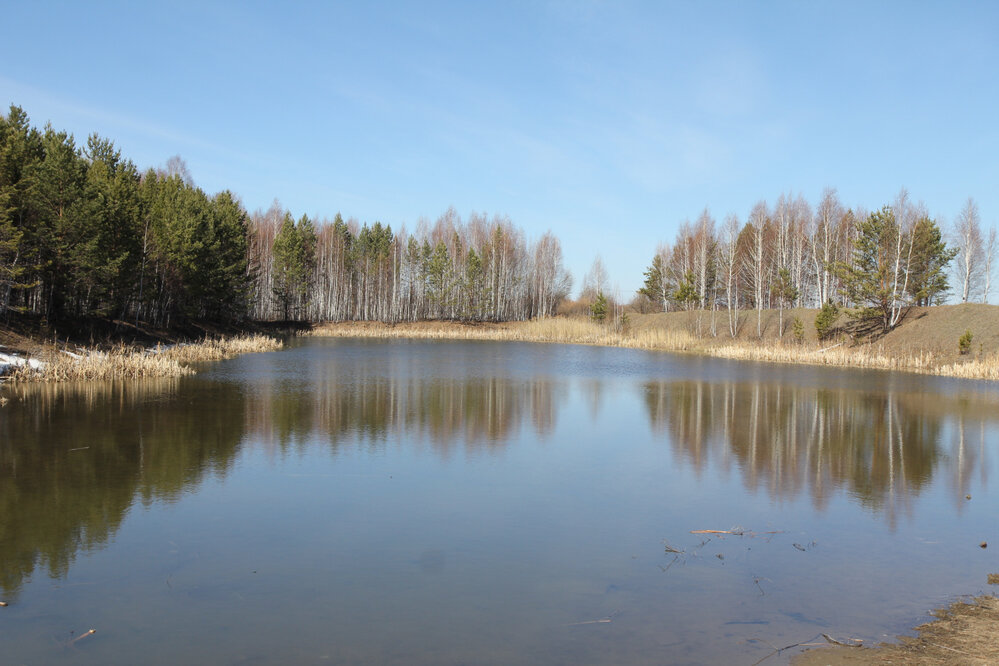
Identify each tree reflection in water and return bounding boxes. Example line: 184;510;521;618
0;373;567;598
642;380;994;526
242;372;567;457
1;370;993;606
0;379;246;599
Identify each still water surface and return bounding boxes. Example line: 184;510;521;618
1;338;998;664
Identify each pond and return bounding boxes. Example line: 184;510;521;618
1;338;997;664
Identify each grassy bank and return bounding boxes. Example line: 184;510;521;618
308;304;999;381
2;334;282;382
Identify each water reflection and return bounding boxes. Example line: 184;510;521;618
0;379;246;599
242;367;567;456
0;372;567;597
2;359;995;606
643;380;994;524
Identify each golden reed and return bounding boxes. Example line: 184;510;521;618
6;335;283;382
309;319;999;381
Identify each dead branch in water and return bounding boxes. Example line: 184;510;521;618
821;633;862;647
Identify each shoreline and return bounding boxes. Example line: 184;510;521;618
0;334;283;382
792;594;999;664
4;303;998;383
306;314;999;382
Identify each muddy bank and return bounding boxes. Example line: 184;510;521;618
794;595;999;665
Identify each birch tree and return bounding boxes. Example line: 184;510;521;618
743;201;770;337
953;197;984;303
981;226;996;304
720;214;741;336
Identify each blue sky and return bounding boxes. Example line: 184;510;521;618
3;1;997;298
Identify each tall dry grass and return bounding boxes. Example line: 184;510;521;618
5;334;283;383
935;352;999;381
159;334;283;362
7;345;193;382
307;318;999;381
308;319;699;350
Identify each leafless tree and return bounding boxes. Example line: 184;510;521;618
582;256;609;302
743;201;770;338
810;189;844;306
720;214;741;337
982;226;996;304
953;197;984;303
692;209;715;309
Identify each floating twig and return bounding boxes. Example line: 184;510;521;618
68;447;90;452
69;629;96;645
691;529;742;535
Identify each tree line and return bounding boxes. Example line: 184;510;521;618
247;204;571;323
635;189;997;335
0;106;571;326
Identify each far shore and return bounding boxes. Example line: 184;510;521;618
307;303;999;381
2;303;998;383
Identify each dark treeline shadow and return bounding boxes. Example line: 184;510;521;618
242;372;567;458
643;380;996;526
0;379;247;599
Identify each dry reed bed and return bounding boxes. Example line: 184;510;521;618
309;319;699;349
158;334;283;362
309;319;999;381
4;334;283;382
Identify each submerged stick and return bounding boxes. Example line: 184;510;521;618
821;633;862;647
567;618;613;626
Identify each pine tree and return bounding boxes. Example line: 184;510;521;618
638;253;671;311
834;206;910;334
590;291;608;322
0;106;44;315
272;213;313;320
907;217;955;306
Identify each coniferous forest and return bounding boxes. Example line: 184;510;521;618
0;106;572;327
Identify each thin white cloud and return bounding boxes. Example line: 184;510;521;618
0;75;273;170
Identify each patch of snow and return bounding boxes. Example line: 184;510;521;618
0;351;47;374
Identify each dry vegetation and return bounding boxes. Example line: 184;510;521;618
157;334;283;363
3;334;282;383
308;304;999;381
